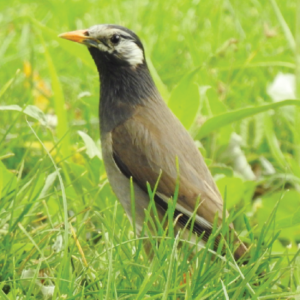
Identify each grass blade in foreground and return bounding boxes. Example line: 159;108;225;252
196;99;300;139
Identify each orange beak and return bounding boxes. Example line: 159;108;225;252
58;29;90;44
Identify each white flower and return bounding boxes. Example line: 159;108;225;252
267;72;296;102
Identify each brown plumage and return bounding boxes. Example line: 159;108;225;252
59;24;248;260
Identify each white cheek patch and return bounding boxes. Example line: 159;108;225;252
88;25;144;66
97;43;111;52
115;40;144;66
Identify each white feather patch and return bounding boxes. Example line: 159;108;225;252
88;25;144;67
115;40;144;66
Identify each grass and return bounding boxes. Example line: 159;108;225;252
1;0;300;298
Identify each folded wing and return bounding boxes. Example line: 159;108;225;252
112;100;227;240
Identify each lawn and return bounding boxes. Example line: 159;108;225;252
1;0;300;299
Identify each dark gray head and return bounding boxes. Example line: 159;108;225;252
59;24;158;132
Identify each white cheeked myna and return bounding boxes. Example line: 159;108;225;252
59;24;247;260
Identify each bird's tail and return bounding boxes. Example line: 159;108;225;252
233;234;248;261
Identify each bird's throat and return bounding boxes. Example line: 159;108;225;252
88;47;158;133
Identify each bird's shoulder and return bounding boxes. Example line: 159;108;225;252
112;100;192;175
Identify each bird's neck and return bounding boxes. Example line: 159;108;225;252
90;50;158;133
99;63;156;106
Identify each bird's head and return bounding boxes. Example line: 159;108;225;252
59;24;157;129
59;24;145;68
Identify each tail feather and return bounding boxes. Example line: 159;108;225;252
233;235;248;261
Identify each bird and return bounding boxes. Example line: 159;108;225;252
59;24;247;260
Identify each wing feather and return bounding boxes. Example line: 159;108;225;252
112;100;225;230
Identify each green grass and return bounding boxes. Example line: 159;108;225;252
1;0;300;298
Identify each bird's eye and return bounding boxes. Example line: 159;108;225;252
110;34;120;44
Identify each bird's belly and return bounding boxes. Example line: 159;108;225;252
101;132;165;234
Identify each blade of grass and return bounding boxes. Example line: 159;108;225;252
24;260;42;300
220;279;230;300
161;234;180;300
263;114;287;170
26;120;69;293
269;0;295;52
0;69;20;99
35;30;71;159
147;56;169;100
130;177;137;247
295;0;300;164
18;223;54;278
196;99;300;139
136;261;167;300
